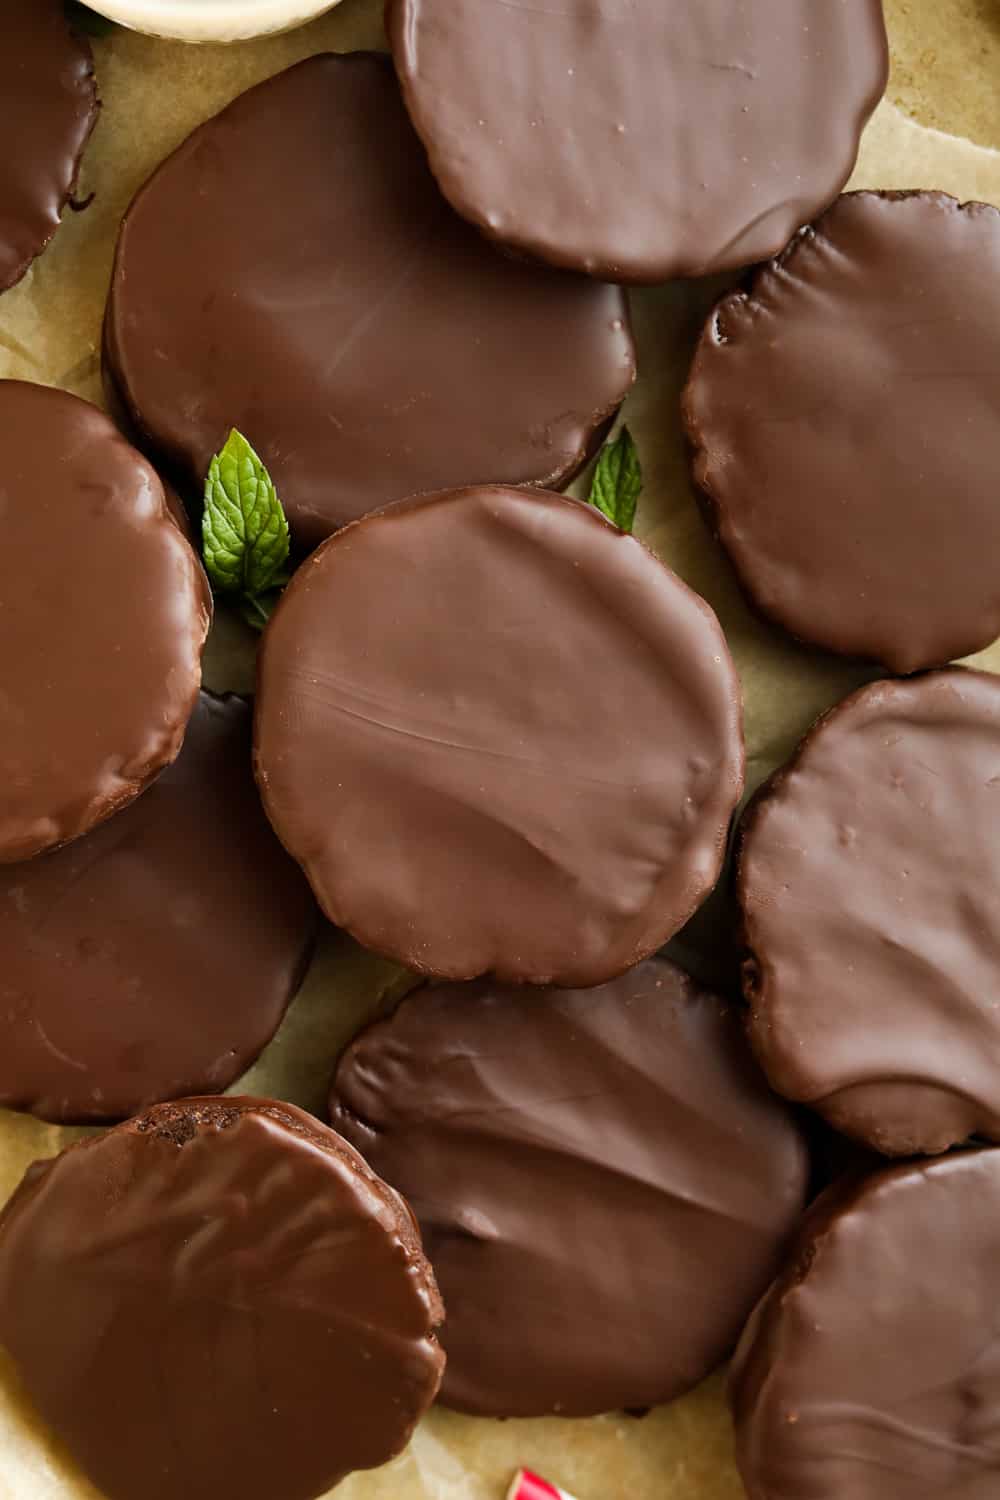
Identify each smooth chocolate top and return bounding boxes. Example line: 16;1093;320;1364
104;53;635;551
331;958;809;1418
0;694;317;1124
739;669;1000;1157
731;1149;1000;1499
0;0;98;293
387;0;887;283
0;381;209;862
255;486;744;987
0;1098;445;1500
684;191;1000;673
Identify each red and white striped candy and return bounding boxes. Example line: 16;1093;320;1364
507;1469;579;1500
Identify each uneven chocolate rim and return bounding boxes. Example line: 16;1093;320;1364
101;52;638;543
386;0;888;284
733;665;995;1131
254;486;746;987
1;16;101;295
0;385;211;864
681;190;1000;673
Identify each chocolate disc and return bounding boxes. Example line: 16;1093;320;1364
0;0;99;293
104;53;635;551
683;192;1000;672
387;0;886;283
731;1148;1000;1499
0;1098;444;1500
739;669;1000;1158
331;958;809;1418
255;486;744;987
0;381;209;862
0;693;317;1124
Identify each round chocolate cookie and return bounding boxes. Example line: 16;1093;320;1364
684;192;1000;673
0;0;99;293
0;381;209;863
731;1148;1000;1499
331;958;809;1418
739;668;1000;1158
104;53;635;551
0;693;317;1124
0;1098;444;1500
255;486;744;987
387;0;887;283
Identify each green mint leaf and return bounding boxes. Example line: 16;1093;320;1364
240;591;283;633
65;2;118;35
202;429;290;604
588;425;643;533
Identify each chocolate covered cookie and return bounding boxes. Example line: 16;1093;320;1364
739;669;1000;1157
0;1098;444;1500
387;0;887;282
0;693;316;1124
684;192;1000;672
104;53;635;550
731;1148;1000;1499
0;381;209;862
255;486;744;987
0;0;99;293
331;958;809;1418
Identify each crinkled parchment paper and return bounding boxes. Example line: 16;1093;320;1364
0;2;998;1496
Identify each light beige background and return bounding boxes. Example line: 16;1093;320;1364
0;2;998;1496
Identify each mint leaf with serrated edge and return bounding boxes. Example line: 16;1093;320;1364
588;425;643;533
65;2;117;36
202;430;290;628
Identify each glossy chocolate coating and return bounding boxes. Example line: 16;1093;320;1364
0;0;99;293
331;958;809;1418
684;192;1000;672
739;669;1000;1157
0;1098;444;1500
731;1148;1000;1499
0;694;317;1124
387;0;887;283
104;53;635;551
0;381;209;862
255;486;744;987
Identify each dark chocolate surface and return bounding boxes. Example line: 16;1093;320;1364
684;191;1000;672
0;0;98;293
0;694;317;1124
739;668;1000;1157
0;380;209;863
0;1098;444;1500
731;1149;1000;1499
388;0;887;282
255;485;744;987
331;958;809;1418
104;53;635;550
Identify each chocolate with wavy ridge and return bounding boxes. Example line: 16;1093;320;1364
0;1098;444;1500
731;1148;1000;1499
739;668;1000;1157
331;957;808;1417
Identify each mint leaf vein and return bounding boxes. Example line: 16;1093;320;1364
588;425;643;533
202;429;290;630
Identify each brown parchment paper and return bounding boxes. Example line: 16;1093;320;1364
0;2;998;1496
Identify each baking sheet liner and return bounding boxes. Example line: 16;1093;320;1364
0;1;998;1494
